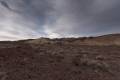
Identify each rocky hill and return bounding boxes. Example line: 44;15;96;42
24;33;120;46
0;34;119;80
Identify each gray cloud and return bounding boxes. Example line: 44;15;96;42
0;0;120;40
0;1;11;10
0;0;55;40
45;0;120;37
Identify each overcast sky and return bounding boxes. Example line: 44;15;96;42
0;0;120;40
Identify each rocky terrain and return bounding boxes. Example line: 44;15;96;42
0;34;120;80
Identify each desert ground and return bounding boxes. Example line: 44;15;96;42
0;34;120;80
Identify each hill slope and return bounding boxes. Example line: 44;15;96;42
25;33;120;46
0;34;119;80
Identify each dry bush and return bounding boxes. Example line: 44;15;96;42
72;55;111;73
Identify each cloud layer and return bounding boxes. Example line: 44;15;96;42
0;0;120;40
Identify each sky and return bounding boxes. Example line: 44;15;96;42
0;0;120;40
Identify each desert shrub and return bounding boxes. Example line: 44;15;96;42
88;36;94;39
95;55;105;61
54;55;64;62
80;37;87;41
72;55;110;73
